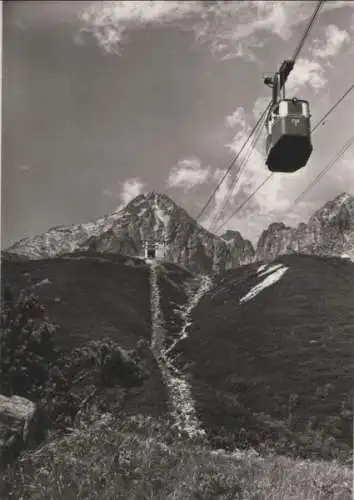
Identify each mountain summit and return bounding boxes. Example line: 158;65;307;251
256;192;354;262
5;191;354;271
5;192;254;273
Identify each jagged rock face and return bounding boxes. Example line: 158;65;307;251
221;230;256;268
6;192;354;271
6;192;255;274
254;222;294;263
256;193;354;262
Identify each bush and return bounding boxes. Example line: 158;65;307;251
40;338;148;430
0;286;149;432
0;288;58;399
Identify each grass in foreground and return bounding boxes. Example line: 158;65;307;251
1;414;352;500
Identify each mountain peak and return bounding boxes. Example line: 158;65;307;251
4;191;354;267
334;192;353;203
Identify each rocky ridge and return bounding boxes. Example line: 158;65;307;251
4;192;354;271
5;192;254;273
256;193;354;262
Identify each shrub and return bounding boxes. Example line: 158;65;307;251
0;288;58;399
40;338;148;430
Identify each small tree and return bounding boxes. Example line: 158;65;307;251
0;288;58;399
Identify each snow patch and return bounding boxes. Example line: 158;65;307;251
153;194;170;241
258;263;284;278
240;265;288;304
257;264;266;273
341;253;352;261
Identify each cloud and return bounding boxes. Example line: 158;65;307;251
252;96;270;120
285;57;327;94
192;1;333;62
79;1;343;60
322;1;354;12
103;177;145;206
80;1;203;53
224;107;247;128
121;177;145;204
167;156;210;191
311;24;350;59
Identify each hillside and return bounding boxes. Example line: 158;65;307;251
1;252;190;423
169;253;354;457
2;251;353;464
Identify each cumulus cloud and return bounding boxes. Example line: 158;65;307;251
224;107;247;129
79;1;346;61
311;24;350;59
103;177;145;206
285;57;327;94
80;1;203;53
252;96;270;120
167;156;211;191
120;177;145;204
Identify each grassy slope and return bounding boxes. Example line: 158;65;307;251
175;254;354;454
2;252;152;351
0;415;351;500
1;252;169;419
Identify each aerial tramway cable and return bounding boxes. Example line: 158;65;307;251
195;104;271;222
290;135;354;207
196;1;325;226
214;85;354;234
208;110;267;232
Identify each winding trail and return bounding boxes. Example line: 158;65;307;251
149;260;212;439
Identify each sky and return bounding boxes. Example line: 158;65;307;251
2;0;354;248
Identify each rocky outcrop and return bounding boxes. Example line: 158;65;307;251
256;193;354;262
221;230;256;267
0;394;46;470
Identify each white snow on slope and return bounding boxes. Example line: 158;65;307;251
257;264;267;273
153;194;170;242
149;261;211;439
341;253;353;261
258;263;284;278
240;265;288;304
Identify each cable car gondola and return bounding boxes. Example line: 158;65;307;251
264;60;313;173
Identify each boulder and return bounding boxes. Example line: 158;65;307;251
0;394;46;470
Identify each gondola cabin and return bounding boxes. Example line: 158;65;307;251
265;98;313;173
